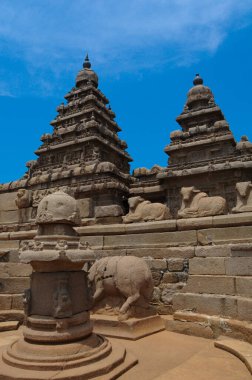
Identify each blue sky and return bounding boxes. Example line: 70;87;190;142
1;0;252;183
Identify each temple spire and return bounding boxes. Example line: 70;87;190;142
83;53;91;69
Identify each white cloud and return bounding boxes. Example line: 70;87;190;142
0;0;251;94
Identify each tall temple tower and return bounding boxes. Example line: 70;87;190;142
17;55;132;223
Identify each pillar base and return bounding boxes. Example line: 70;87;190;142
0;333;137;379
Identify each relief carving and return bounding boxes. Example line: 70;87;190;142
53;276;72;318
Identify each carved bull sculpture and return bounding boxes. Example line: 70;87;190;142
122;196;171;223
232;181;252;213
178;186;226;218
88;256;154;320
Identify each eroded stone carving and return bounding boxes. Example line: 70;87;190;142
36;190;81;225
88;256;154;320
178;186;226;218
53;276;73;318
15;189;32;209
122;196;171;223
232;181;252;213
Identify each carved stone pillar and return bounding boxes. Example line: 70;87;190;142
0;191;137;379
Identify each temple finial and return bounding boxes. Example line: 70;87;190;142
193;73;203;86
83;54;91;69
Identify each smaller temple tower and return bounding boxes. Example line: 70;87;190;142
165;74;235;168
131;74;252;216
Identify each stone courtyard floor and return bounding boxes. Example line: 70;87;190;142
0;328;250;380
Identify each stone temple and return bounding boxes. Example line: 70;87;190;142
0;56;252;379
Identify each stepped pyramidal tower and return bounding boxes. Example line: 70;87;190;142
131;74;252;216
1;55;132;225
165;73;235;169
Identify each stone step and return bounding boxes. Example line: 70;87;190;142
172;311;252;343
182;275;252;297
0;321;19;332
215;336;252;374
0;310;24;322
189;256;252;276
173;293;252;321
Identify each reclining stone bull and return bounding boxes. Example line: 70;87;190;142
178;186;226;218
232;181;252;213
122;196;171;223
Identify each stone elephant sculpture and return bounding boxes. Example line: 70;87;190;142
88;256;153;319
178;186;226;218
122;196;171;223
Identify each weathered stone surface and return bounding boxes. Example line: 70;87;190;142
225;257;252;276
91;314;165;339
173;293;238;319
0;310;24;322
125;220;177;233
0;192;18;211
236;277;252;297
77;198;92;218
95;204;123;218
164;317;214;339
195;245;231;257
0;294;12;309
151;286;161;302
0;277;30;294
9;230;36;240
151;270;163;286
177;217;213;230
182;275;235;295
103;230;197;249
8;251;20;263
197;226;252;245
77;224;126;235
230;243;252;257
126;247;194;259
189;257;226;275
146;258;167;271
0;263;32;277
161;272;179;284
237;298;252;321
0;321;19;332
167;258;184;272
213;212;252;227
160;283;185;304
0;210;18;224
0;240;19;250
79;235;103;249
11;294;24;309
0;232;10;241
